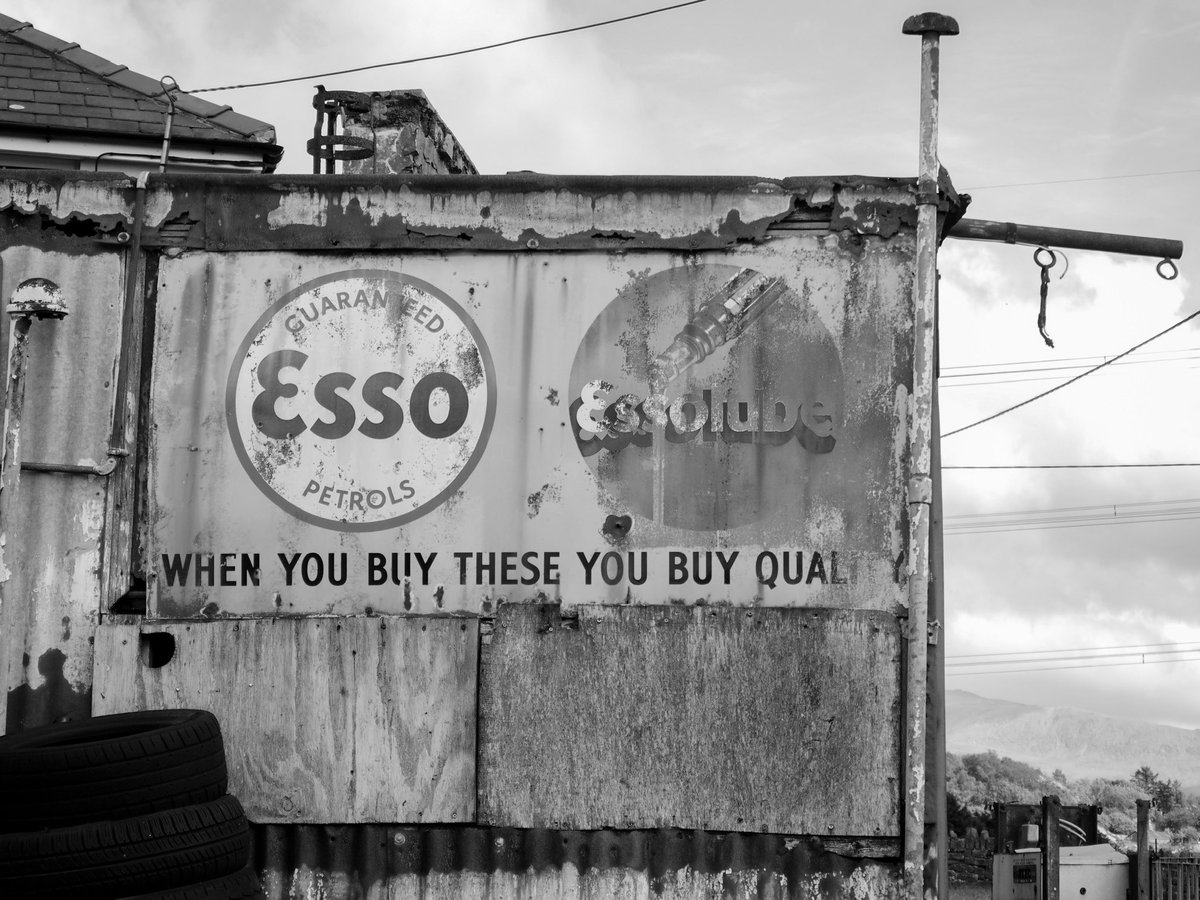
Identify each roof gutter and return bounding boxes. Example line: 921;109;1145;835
0;120;283;172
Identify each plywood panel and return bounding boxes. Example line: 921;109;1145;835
479;605;901;835
93;616;476;823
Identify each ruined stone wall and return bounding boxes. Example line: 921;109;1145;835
342;89;477;176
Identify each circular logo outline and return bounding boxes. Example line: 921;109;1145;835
225;269;496;532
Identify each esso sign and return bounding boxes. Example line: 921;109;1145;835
226;271;495;531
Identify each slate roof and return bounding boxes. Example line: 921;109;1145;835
0;14;279;154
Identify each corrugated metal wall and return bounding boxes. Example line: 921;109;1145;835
251;824;901;900
1;172;941;898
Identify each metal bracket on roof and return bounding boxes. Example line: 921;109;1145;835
308;86;375;174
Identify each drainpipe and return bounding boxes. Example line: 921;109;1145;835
0;278;70;733
902;12;958;900
158;76;178;174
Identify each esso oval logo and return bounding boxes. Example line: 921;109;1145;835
226;270;495;531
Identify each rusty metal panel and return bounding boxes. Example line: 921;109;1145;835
91;617;477;823
201;174;854;251
146;200;913;618
479;605;901;835
251;823;903;899
0;247;124;732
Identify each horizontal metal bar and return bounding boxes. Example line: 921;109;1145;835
947;217;1183;260
21;458;118;476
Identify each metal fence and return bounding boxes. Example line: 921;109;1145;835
1156;857;1200;900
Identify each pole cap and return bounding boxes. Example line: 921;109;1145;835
7;278;69;320
902;12;959;36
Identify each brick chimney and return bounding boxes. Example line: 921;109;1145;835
341;90;476;176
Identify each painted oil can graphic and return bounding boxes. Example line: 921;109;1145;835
569;264;843;531
226;270;496;531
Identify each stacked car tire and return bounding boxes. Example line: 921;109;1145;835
0;709;263;899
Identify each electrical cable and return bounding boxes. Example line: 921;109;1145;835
944;463;1200;469
940;353;1200;381
947;655;1200;676
949;640;1200;660
941;348;1200;375
943;496;1200;533
941;308;1200;438
949;647;1200;669
187;0;710;93
947;498;1200;519
945;513;1200;535
964;168;1200;191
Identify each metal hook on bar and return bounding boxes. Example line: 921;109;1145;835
1034;247;1056;348
1157;258;1179;281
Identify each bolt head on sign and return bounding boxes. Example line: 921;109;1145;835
226;271;495;531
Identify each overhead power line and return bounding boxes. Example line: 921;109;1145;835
949;640;1200;660
943;463;1200;469
942;308;1200;438
188;0;710;93
943;497;1200;534
964;168;1200;191
941;348;1200;375
949;647;1200;669
947;655;1200;676
947;497;1200;520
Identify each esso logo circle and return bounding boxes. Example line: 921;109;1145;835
226;271;495;531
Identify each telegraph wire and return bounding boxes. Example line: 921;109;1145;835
941;307;1200;438
188;0;710;93
944;513;1200;536
946;516;1200;536
947;497;1200;519
940;352;1200;383
942;348;1200;373
964;168;1200;191
947;640;1200;675
949;640;1200;660
948;647;1200;669
942;496;1200;534
947;655;1200;676
943;463;1200;469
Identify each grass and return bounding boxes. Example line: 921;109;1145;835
949;885;992;900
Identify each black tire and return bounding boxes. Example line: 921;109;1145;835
0;709;227;832
117;863;264;900
0;795;250;900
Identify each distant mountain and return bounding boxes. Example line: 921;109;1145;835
946;689;1200;790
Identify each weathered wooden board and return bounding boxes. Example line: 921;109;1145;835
478;605;901;835
93;616;477;823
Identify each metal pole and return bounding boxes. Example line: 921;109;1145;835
1137;798;1151;900
948;218;1183;261
1043;795;1061;900
926;372;947;899
0;280;69;733
0;315;34;733
902;12;957;899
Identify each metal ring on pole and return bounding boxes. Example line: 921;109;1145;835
1033;246;1057;270
1157;258;1179;281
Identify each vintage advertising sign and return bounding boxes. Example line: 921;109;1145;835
225;271;495;532
149;235;912;617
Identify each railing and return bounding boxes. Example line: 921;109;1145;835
1156;856;1200;900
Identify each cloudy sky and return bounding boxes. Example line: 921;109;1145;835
10;0;1199;731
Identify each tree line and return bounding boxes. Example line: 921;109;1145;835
948;751;1192;843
